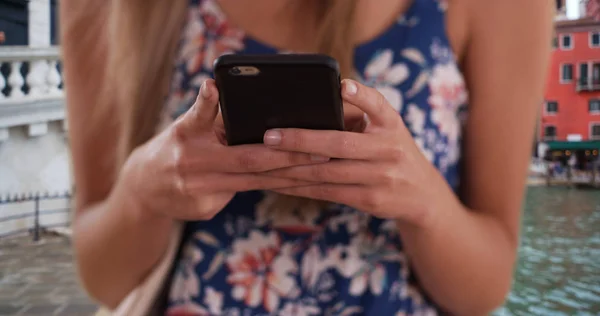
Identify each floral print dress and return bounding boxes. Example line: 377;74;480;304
165;0;468;315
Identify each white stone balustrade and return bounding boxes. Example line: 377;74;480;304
0;46;62;102
0;46;65;141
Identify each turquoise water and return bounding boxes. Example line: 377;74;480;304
495;187;600;315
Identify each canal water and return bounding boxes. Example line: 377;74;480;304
495;187;600;315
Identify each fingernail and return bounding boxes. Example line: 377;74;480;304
310;155;329;162
264;129;282;146
344;80;358;96
201;81;211;99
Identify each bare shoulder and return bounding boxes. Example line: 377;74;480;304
445;0;555;63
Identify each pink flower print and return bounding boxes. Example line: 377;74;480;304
362;49;409;112
169;243;204;303
427;62;467;144
198;0;244;70
226;231;299;312
178;9;207;73
180;0;245;74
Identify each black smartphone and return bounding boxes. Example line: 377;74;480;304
214;54;344;146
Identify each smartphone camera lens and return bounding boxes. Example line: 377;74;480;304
230;67;241;75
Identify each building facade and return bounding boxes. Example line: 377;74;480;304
539;16;600;160
0;0;70;236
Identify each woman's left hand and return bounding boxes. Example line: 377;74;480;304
263;79;458;228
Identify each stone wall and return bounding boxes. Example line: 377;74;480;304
0;0;70;236
0;121;71;236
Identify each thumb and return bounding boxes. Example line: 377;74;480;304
213;112;227;145
177;79;220;135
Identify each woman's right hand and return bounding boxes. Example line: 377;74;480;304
117;79;324;221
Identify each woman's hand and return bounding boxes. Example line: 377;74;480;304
263;79;458;227
118;79;326;221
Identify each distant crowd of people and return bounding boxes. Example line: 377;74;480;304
546;153;600;185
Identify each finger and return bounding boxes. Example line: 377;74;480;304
273;185;427;223
341;79;398;128
218;145;331;173
265;160;390;185
175;79;220;136
177;143;329;173
264;128;393;159
272;184;378;211
213;113;227;145
183;173;317;193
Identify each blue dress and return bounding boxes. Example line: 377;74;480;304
164;0;468;315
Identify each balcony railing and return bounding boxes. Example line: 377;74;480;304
577;77;600;92
0;46;63;101
0;46;65;138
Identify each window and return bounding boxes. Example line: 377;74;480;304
561;34;573;50
591;99;600;113
591;32;600;48
544;125;557;140
591;123;600;139
552;37;558;49
546;101;558;114
593;63;600;84
580;63;589;85
561;64;573;83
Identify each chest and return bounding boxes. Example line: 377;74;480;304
216;0;416;52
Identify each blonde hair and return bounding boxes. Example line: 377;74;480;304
72;0;357;208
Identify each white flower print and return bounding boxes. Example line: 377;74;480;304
405;104;434;162
397;15;420;27
430;39;454;64
169;243;204;303
279;300;321;316
300;245;340;292
332;233;403;296
406;104;426;135
361;49;409;112
301;245;325;289
204;287;224;314
436;0;448;12
226;231;299;312
325;303;364;316
327;207;370;234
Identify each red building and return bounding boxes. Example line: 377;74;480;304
539;17;600;161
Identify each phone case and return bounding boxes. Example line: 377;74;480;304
214;54;344;146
